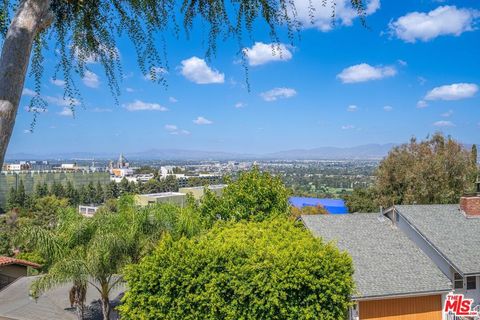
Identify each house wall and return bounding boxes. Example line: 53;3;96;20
0;265;28;278
135;194;187;207
359;294;443;320
155;194;186;207
458;275;480;309
0;265;28;290
178;187;205;200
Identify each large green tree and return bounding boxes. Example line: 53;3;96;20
199;167;291;223
0;0;365;168
345;133;478;212
376;133;477;205
120;219;354;320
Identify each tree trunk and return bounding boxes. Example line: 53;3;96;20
0;0;53;168
101;294;111;320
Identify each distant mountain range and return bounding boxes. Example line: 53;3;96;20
6;143;397;161
264;144;396;160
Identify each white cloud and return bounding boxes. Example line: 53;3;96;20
397;59;408;66
337;63;397;83
341;124;355;130
383;105;393;112
389;6;480;43
417;100;428;108
165;124;190;135
425;83;478;101
50;78;66;87
126;87;135;93
180;57;224;84
433;120;455;127
417;76;427;85
235;102;246;109
24;106;47;113
124;100;168;112
58;107;74;117
22;88;36;97
441;109;453;117
23;89;80;110
293;0;380;32
176;130;191;136
83;70;100;88
45;96;80;107
92;108;112;113
347;105;358;112
144;67;168;81
193;116;213;125
243;42;293;66
260;87;297;102
169;97;178;103
165;124;178;131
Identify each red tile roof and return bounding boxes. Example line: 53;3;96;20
0;256;41;269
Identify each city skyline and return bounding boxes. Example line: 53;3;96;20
8;0;480;155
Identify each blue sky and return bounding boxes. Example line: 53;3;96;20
8;0;480;155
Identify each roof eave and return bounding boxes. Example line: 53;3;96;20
353;288;452;301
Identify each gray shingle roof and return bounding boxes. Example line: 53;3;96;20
0;276;124;320
396;204;480;276
301;213;452;300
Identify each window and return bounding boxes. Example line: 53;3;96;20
454;273;463;289
467;276;477;290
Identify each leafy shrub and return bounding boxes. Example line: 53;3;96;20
120;219;354;320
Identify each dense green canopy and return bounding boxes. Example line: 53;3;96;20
199;166;291;223
120;219;354;319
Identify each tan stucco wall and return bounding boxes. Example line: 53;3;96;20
135;194;187;207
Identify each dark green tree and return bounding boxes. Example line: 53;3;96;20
119;178;132;195
35;182;50;198
85;182;97;204
345;187;378;213
78;185;88;205
104;181;119;200
141;179;162;194
65;181;80;205
161;175;178;192
6;187;18;210
50;182;65;198
95;182;105;204
31;195;70;229
376;133;477;206
8;180;28;209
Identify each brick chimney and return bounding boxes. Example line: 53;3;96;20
460;180;480;216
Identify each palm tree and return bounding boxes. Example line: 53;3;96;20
21;196;205;320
